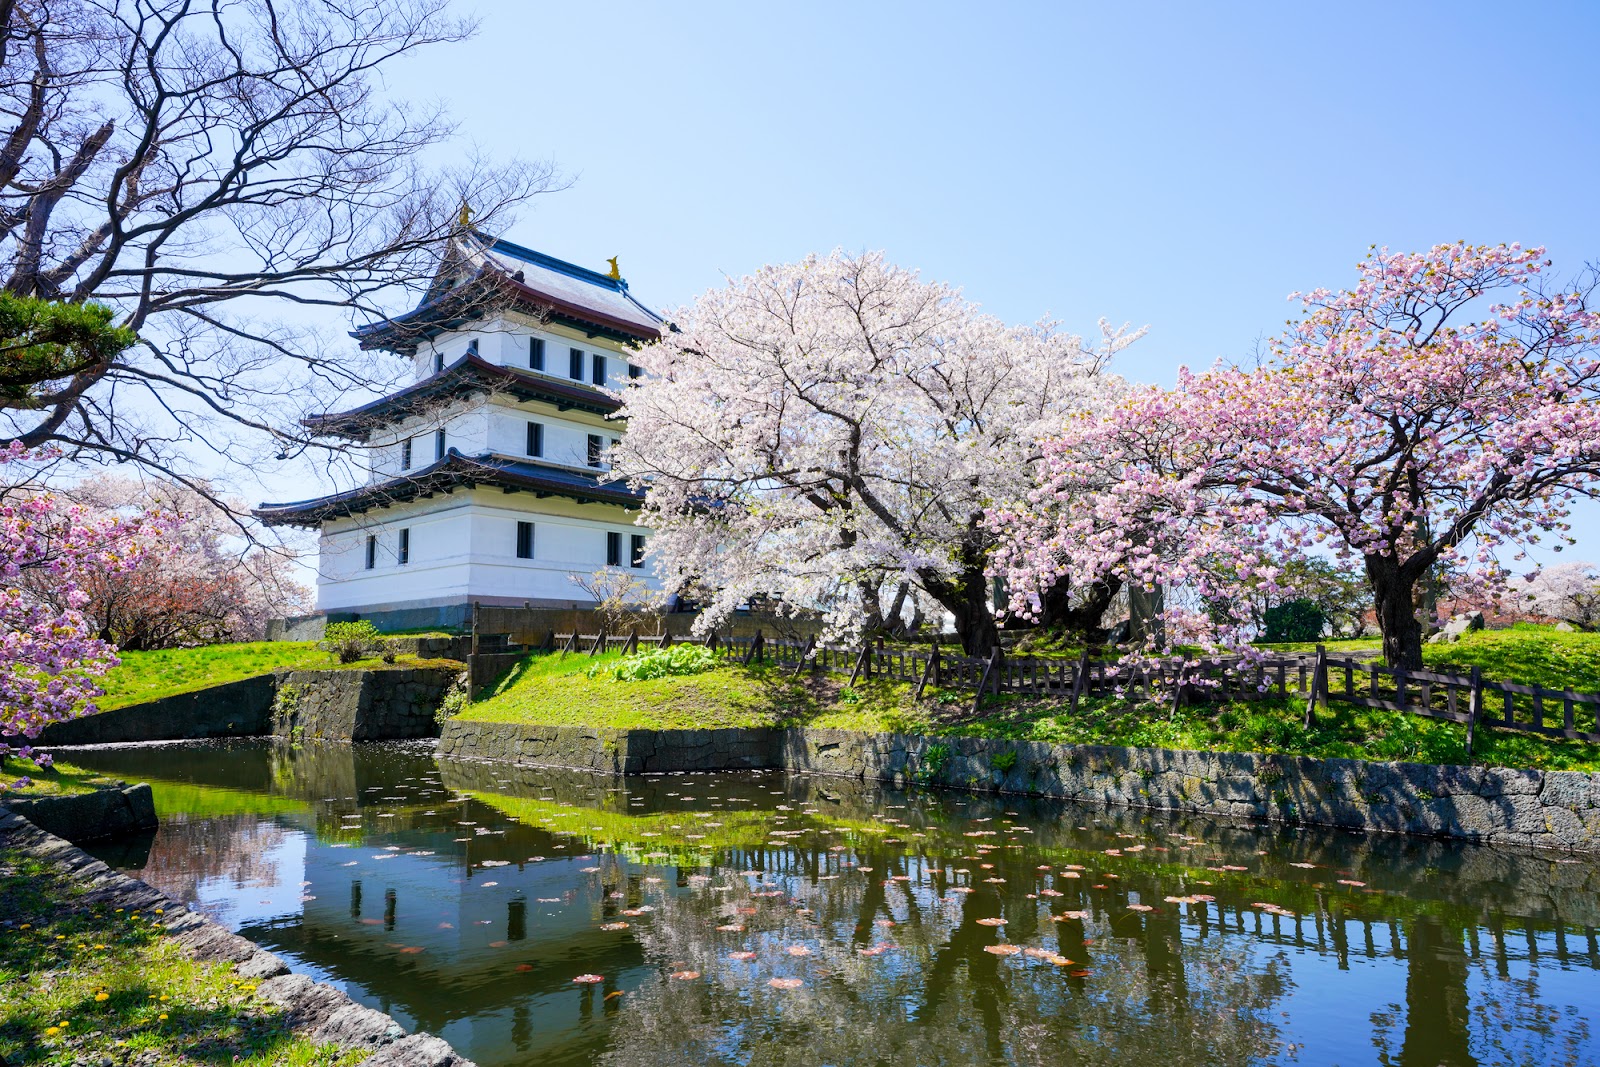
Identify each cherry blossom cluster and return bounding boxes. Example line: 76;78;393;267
0;445;168;787
992;243;1600;667
611;250;1139;651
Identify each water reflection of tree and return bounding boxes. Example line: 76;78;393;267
603;851;1291;1067
138;814;288;905
1369;915;1592;1067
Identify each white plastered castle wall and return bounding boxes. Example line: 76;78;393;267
316;487;656;614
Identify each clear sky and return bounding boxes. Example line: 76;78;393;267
393;0;1600;388
366;0;1600;561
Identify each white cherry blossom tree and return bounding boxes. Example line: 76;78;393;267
612;251;1137;656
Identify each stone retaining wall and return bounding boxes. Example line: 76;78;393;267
1;783;157;843
438;719;1600;853
37;667;460;750
437;721;780;774
274;666;458;742
0;808;474;1066
37;676;275;746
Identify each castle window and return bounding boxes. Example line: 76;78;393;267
529;337;545;371
400;437;412;470
591;353;606;385
516;521;534;560
627;363;641;380
606;531;622;568
434;428;446;460
630;534;646;569
365;535;377;570
569;347;583;380
397;528;410;566
586;434;603;468
526;421;543;457
432;349;443;374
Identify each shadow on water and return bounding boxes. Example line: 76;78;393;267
62;738;1600;1067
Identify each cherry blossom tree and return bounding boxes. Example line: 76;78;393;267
0;446;160;787
21;475;312;650
1516;562;1600;631
995;243;1600;669
612;250;1137;655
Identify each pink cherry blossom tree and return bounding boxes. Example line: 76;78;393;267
22;475;313;650
612;250;1138;655
0;447;163;787
996;243;1600;669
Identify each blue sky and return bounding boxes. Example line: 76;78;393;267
396;0;1600;389
348;1;1600;562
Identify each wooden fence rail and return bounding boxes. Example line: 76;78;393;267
540;632;1597;754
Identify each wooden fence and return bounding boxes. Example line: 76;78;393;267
545;629;1599;755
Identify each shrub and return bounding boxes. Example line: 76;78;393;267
606;644;718;682
1262;599;1327;643
321;620;382;664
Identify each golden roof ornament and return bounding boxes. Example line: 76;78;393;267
606;255;621;280
457;201;475;228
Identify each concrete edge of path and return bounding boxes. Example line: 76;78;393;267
0;809;477;1067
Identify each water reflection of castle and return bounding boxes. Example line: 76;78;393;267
72;740;1600;1067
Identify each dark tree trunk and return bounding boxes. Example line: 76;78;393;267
883;581;910;634
922;553;1001;658
857;578;885;634
1366;554;1425;669
1036;573;1123;641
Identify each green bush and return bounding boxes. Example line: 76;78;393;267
321;620;382;664
1262;599;1327;643
604;644;719;682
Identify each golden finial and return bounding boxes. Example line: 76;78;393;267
606;255;621;280
457;202;475;228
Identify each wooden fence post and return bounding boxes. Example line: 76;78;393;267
792;634;816;678
1069;650;1090;714
848;645;869;687
1465;665;1483;758
742;629;764;666
915;645;940;700
660;630;673;649
625;627;639;657
589;627;606;657
1303;645;1326;728
972;645;1003;716
1169;662;1189;718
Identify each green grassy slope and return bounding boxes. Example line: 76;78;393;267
457;627;1600;771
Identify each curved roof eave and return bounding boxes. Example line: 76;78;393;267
302;354;623;440
253;450;644;528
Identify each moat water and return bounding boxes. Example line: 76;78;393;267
66;739;1600;1067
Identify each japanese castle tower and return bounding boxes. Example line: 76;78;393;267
256;227;663;627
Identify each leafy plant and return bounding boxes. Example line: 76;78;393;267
605;644;718;682
321;620;382;664
435;670;471;724
991;749;1018;774
837;686;862;705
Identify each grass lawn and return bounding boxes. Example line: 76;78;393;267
464;650;939;734
458;625;1600;772
96;642;463;711
0;851;365;1067
0;760;118;799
